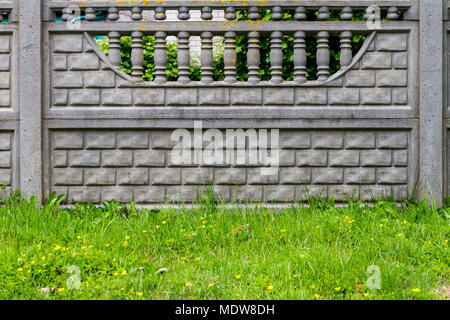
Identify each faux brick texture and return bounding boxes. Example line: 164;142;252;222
51;129;410;204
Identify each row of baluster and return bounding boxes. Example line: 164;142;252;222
107;30;355;84
61;5;401;22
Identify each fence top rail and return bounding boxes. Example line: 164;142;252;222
45;0;412;10
46;20;415;34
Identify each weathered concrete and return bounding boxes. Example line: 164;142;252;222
420;0;443;204
0;0;448;205
19;0;42;197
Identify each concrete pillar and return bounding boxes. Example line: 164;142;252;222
420;0;444;205
19;0;42;198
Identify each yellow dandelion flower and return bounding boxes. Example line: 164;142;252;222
54;245;61;250
309;285;316;289
315;294;320;299
125;236;130;240
397;233;403;237
31;260;35;265
81;246;87;250
123;241;128;247
185;282;191;287
137;292;143;297
335;287;341;291
155;225;160;229
76;236;81;240
412;288;420;293
162;221;167;224
208;283;214;287
113;272;119;276
364;293;369;297
41;256;45;260
121;270;127;276
267;285;274;291
17;267;23;272
105;243;110;247
58;288;64;293
195;257;201;261
235;275;241;279
142;230;147;233
379;224;384;227
280;229;287;233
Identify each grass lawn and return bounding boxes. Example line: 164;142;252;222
0;192;448;300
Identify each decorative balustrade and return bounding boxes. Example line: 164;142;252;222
47;1;412;85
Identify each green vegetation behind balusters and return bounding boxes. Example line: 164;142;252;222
96;10;367;82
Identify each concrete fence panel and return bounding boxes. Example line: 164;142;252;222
1;0;447;205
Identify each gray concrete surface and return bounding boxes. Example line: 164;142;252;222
0;0;446;205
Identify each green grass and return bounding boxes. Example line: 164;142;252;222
0;191;448;300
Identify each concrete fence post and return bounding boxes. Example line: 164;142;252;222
420;0;444;204
19;0;42;198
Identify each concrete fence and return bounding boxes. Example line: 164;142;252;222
0;0;448;205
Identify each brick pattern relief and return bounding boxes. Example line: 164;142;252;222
447;130;450;196
51;32;409;107
50;129;410;204
326;33;409;106
0;35;11;108
447;32;450;116
0;131;13;197
52;34;118;107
